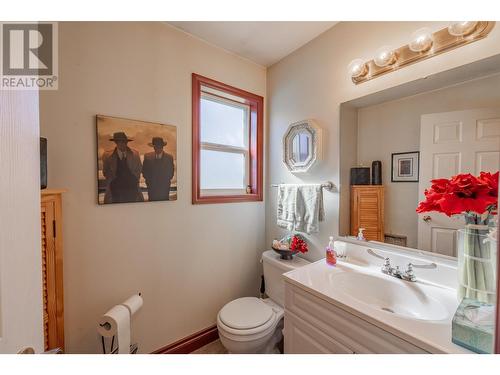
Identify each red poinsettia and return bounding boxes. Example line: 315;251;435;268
479;171;499;197
416;172;499;217
290;234;308;253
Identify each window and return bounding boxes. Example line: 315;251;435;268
192;73;263;204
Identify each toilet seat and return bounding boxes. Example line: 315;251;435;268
217;297;282;339
219;297;273;330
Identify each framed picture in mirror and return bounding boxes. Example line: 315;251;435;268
391;151;419;182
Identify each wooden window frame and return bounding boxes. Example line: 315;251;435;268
192;73;263;204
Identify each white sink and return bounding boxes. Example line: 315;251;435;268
331;272;449;321
282;240;469;353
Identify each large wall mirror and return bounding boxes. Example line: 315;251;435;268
339;54;500;258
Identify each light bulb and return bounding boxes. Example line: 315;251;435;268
374;46;397;67
409;27;434;52
448;21;478;37
347;58;368;79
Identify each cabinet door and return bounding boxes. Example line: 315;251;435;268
285;311;354;354
41;200;55;351
351;187;384;241
41;194;64;351
285;284;428;354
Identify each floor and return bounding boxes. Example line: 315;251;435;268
192;339;228;354
191;338;284;354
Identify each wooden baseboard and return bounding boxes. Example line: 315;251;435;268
152;325;219;354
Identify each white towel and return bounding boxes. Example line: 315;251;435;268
276;184;324;234
296;185;324;234
277;184;298;231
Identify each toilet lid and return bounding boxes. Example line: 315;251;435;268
219;297;273;330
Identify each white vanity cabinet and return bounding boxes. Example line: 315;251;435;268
284;283;428;354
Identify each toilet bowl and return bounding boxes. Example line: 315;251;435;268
217;297;283;353
217;251;310;353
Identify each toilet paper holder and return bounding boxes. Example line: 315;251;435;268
99;322;112;331
99;292;142;354
100;335;138;354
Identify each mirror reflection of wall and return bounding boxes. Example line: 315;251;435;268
340;67;500;257
292;132;310;163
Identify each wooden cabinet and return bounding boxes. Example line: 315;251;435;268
41;190;65;352
350;185;384;242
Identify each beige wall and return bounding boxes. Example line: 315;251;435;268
356;74;500;248
338;104;357;236
0;90;43;353
267;22;500;260
40;22;266;353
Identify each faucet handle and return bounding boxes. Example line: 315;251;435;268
403;263;416;282
381;257;392;274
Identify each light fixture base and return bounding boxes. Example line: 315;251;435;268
352;21;494;85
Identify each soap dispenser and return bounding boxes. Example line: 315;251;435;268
357;228;366;241
326;236;337;266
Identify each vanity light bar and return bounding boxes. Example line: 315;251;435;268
351;21;495;85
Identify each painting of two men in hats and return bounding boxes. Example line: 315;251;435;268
142;137;175;201
97;116;177;204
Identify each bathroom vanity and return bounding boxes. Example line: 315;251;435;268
283;241;472;354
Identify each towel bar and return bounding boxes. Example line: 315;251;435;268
271;181;334;191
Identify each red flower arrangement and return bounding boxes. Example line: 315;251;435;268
416;172;499;217
290;234;308;254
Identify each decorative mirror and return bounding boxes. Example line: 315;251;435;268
283;119;322;173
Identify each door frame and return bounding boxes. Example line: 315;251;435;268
496;188;500;353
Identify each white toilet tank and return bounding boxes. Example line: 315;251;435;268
262;250;310;307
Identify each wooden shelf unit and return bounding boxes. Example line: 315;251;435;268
350;185;385;242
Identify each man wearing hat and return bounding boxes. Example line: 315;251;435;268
142;137;175;201
102;132;144;203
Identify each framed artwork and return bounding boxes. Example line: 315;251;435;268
391;151;419;182
96;115;177;204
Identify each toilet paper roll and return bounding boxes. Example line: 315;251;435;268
98;304;131;354
120;294;143;316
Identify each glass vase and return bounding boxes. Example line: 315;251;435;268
457;213;497;304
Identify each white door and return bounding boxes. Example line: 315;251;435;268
0;90;44;353
418;108;500;256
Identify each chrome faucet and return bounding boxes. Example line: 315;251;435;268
367;248;437;282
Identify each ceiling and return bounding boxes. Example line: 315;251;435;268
167;22;337;67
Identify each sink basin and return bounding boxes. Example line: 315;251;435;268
332;272;449;321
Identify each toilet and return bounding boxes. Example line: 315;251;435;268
217;250;310;353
